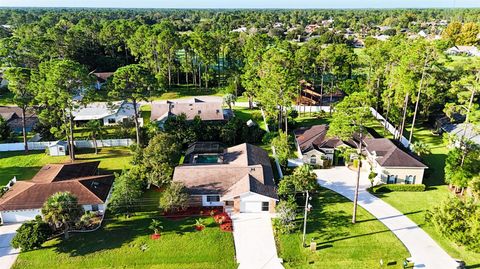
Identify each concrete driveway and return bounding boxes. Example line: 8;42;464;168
0;223;21;269
231;213;284;269
315;165;459;269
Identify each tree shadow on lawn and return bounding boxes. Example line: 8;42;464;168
52;212;198;257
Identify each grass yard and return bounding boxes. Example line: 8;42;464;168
372;123;480;266
13;211;236;269
232;107;267;131
150;85;227;101
0;147;132;186
277;187;410;269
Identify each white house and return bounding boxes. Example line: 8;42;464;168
0;161;114;223
173;143;278;213
72;101;142;126
364;138;428;185
446;46;480;57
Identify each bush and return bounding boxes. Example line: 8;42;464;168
262;131;278;144
11;218;52;251
369;184;426;193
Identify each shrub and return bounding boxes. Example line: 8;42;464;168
274;198;297;234
160;182;189;213
11;218;52;251
369;184;426;193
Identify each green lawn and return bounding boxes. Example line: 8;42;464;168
277;187;410;269
150;85;227;101
373;124;480;265
13;211;236;269
232;107;267;131
0;147;132;186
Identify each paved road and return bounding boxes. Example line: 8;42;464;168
0;223;21;269
231;213;284;269
315;166;459;269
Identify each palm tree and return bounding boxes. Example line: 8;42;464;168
149;219;163;235
41;192;84;239
411;141;431;158
85;120;106;154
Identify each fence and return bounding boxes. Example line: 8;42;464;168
0;138;134;152
369;107;410;148
293;105;331;113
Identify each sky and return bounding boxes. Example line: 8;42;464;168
0;0;479;9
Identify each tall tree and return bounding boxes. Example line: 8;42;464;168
442;21;462;45
41;192;84;239
110;64;159;145
327;91;372;224
3;67;34;152
84;120;106;154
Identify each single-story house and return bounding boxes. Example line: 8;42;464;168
445;46;480;57
0;106;39;133
93;72;114;90
294;124;355;166
441;122;480;146
173;142;278;213
72;100;141;126
0;161;114;223
150;97;229;126
364;138;428;184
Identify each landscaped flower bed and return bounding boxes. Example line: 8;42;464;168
213;212;233;232
162;206;223;220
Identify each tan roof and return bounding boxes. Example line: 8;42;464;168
151;98;225;121
173;143;277;200
0;162;113;211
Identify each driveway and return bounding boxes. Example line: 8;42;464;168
231;213;284;269
0;223;21;269
315;165;459;269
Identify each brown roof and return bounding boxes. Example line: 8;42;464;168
151;98;225;122
173;143;278;200
0;106;39;131
93;72;114;82
364;138;427;168
294;124;355;153
0;162;113;211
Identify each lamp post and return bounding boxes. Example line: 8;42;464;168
302;191;312;247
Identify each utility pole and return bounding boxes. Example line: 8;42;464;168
302;191;311;247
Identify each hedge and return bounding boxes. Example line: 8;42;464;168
369;184;426;193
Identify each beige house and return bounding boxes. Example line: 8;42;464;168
172;143;278;213
364;138;428;184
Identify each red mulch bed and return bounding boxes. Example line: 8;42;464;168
213;212;233;232
150;234;161;240
162;207;223;220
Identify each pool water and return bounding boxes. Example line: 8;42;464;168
195;154;220;164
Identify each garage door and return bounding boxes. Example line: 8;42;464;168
242;201;262;213
1;210;39;223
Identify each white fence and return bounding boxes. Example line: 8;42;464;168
293;105;331;113
0;139;134;152
369;107;410;148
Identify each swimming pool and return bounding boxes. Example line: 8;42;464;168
194;154;220;164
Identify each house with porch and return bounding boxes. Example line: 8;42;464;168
72;100;141;126
364;138;428;184
172;142;278;213
294;124;355;167
0;161;114;223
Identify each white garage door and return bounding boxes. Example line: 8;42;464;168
242;201;262;213
1;210;39;223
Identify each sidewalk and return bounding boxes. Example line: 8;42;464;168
0;223;21;269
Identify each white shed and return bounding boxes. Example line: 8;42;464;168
48;141;68;156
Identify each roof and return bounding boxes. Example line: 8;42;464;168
72;101;136;121
0;162;113;211
173;143;277;200
0;106;38;131
151;97;225;122
442;123;480;145
93;72;114;82
294;124;355;153
364;138;427;168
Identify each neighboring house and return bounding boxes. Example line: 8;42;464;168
150;97;229;126
93;72;114;90
0;106;39;133
305;24;321;34
173;142;278;213
373;34;390;41
364;138;428;184
441;123;480;146
0;161;114;223
72;101;141;126
294;124;355;166
445;46;480;57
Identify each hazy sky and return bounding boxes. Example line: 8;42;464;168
0;0;479;9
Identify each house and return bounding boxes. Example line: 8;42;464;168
0;161;114;223
373;34;390;41
446;46;480;57
231;26;247;33
294;124;355;166
173;142;278;213
150;97;228;126
48;141;68;156
93;72;114;90
364;138;428;184
72;101;141;126
0;106;39;133
441;123;480;146
305;24;321;34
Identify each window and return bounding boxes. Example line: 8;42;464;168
262;202;269;211
225;201;234;206
91;204;99;211
108;118;116;124
405;175;415;184
387;175;397;184
206;195;220;202
310;156;317;164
